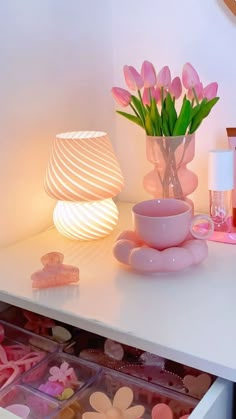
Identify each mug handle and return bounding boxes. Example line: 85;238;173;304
190;214;214;240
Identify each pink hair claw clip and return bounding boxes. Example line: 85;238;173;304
31;252;79;289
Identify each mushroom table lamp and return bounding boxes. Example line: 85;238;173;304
44;131;124;240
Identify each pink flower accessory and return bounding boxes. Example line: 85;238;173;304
111;87;131;107
31;252;80;289
22;310;56;336
49;361;75;386
6;404;30;418
82;387;145;419
123;66;143;91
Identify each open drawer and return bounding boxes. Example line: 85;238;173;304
0;304;234;419
189;378;233;419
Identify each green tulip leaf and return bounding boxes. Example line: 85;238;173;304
150;98;162;136
165;93;177;135
116;111;143;128
161;107;170;136
173;97;191;136
145;112;154;135
131;95;146;124
189;97;219;133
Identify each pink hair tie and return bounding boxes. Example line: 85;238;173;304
0;362;20;389
4;345;31;362
0;344;8;364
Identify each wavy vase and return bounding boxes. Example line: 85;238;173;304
143;134;198;208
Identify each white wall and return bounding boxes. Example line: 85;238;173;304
111;0;236;212
1;0;236;247
0;0;114;247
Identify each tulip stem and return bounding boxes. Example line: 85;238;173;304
192;87;199;106
137;89;146;122
130;103;140;119
161;87;164;107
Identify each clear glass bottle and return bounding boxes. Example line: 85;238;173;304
209;190;231;231
208;150;234;232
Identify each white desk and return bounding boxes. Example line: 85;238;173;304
0;203;235;384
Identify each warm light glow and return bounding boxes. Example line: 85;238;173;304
53;198;119;240
45;131;124;201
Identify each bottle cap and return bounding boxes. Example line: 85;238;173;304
208;149;234;191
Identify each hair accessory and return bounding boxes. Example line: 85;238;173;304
80;348;126;370
183;373;211;398
31;252;80;289
151;404;189;419
152;404;173;419
6;404;30;419
139;352;165;369
104;339;124;361
38;381;64;397
82;387;145;419
49;361;75;386
0;327;46;390
51;325;72;343
22;310;56;336
57;387;75;401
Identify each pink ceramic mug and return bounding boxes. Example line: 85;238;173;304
132;199;214;250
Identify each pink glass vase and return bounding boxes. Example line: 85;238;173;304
143;134;198;206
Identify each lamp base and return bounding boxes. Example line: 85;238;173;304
53;198;119;240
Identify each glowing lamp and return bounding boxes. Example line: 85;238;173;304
44;131;124;240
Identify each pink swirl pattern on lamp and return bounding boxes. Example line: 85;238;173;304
44;131;124;201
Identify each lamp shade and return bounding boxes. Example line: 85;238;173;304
44;131;124;202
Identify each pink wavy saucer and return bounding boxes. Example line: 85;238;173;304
113;230;208;273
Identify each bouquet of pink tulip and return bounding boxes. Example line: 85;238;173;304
111;61;219;136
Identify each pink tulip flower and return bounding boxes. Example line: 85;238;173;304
169;76;182;99
187;82;203;101
203;82;218;100
141;60;157;88
182;62;200;89
142;87;155;106
156;66;171;89
123;65;143;91
111;87;131;107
